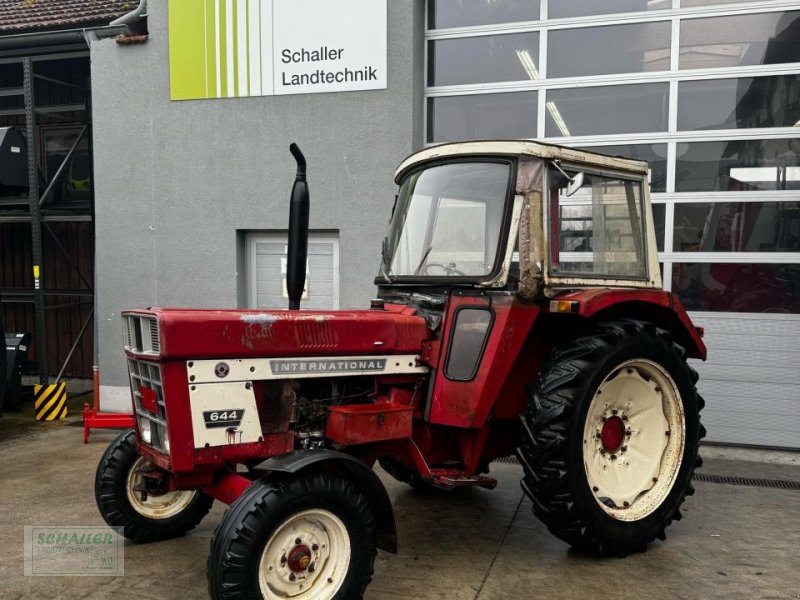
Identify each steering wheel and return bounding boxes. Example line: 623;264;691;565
424;262;467;276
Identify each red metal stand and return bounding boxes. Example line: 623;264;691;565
83;366;134;443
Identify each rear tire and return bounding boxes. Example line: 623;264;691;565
517;319;705;556
95;429;213;543
207;471;378;600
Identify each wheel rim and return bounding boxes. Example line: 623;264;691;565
258;509;351;599
125;456;197;519
582;359;686;522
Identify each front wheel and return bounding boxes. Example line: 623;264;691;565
518;319;705;556
207;471;378;600
95;429;213;543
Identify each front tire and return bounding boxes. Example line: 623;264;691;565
207;471;378;600
517;319;705;556
95;429;213;543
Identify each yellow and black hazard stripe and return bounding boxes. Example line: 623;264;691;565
34;382;67;421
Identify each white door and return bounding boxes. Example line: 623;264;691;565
248;233;339;310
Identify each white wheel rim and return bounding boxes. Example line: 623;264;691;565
258;509;351;599
582;359;685;522
125;456;197;519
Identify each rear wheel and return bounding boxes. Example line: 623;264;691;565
95;429;213;543
517;319;705;556
207;471;378;600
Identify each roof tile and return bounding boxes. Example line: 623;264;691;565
0;0;135;34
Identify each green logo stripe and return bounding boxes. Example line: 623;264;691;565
168;0;209;100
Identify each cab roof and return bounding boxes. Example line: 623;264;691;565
395;140;649;183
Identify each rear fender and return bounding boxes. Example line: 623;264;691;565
550;288;707;360
256;449;398;553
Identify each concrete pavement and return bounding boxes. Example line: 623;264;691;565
0;411;798;600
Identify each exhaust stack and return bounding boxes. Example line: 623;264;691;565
287;143;309;310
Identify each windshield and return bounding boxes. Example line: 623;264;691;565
382;161;512;279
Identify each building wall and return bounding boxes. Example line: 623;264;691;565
90;0;425;407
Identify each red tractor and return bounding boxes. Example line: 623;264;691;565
95;141;706;599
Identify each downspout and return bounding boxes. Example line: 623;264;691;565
110;0;148;27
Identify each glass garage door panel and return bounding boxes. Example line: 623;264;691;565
673;202;800;253
548;22;670;78
550;0;669;19
427;33;539;86
427;92;537;143
545;84;669;137
675;138;800;192
680;11;800;70
678;75;800;131
672;263;800;313
428;0;540;29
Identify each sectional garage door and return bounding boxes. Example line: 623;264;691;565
690;312;800;449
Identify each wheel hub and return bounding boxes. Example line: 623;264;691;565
287;544;313;573
600;415;625;454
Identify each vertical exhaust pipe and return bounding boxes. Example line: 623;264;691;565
287;143;309;310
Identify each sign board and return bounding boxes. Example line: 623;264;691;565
168;0;387;100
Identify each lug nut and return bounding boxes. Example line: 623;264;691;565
592;486;599;492
295;538;302;544
610;454;617;461
308;564;315;573
622;415;628;421
612;409;618;415
289;573;296;582
623;501;630;507
312;544;319;551
281;554;287;564
621;446;627;453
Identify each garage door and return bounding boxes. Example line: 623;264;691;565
690;312;800;449
248;233;339;310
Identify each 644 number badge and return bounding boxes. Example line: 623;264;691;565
203;409;244;429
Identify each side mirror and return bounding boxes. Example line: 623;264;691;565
565;171;585;197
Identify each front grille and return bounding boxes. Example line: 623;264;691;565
128;358;169;453
123;314;161;355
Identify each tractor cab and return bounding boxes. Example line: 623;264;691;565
377;141;661;303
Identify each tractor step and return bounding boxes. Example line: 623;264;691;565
428;469;497;491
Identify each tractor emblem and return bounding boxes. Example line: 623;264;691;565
214;362;230;378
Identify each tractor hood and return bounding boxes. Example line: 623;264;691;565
123;304;430;360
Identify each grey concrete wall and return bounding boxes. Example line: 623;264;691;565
90;0;425;402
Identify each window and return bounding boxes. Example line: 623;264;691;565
678;75;800;130
579;144;668;193
445;308;493;380
672;263;800;313
427;92;537;143
247;233;339;309
679;11;800;70
545;84;669;137
550;167;647;279
428;0;540;29
550;0;669;19
548;22;670;78
427;33;539;86
675;139;800;192
384;162;511;278
673;202;800;252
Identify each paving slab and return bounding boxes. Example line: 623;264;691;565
0;420;798;600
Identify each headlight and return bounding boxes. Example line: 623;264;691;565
139;418;152;444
